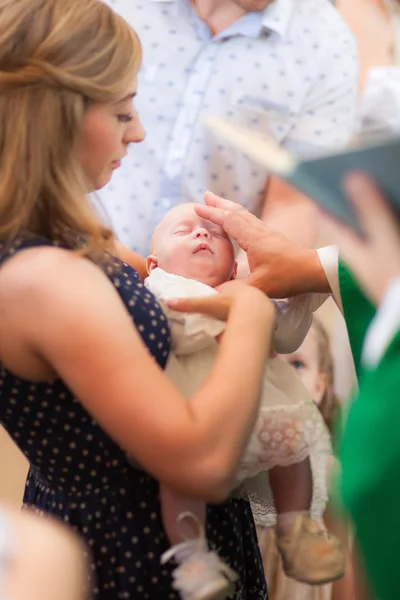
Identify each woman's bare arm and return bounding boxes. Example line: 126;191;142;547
0;247;274;501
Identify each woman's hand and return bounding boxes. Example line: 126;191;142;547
194;192;330;297
167;280;274;322
318;173;400;306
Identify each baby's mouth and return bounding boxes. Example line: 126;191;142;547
193;243;213;254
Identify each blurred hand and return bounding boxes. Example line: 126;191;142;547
194;192;330;298
318;172;400;306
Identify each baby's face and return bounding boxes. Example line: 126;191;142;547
148;204;237;287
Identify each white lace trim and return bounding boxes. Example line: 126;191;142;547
235;407;332;528
237;400;331;478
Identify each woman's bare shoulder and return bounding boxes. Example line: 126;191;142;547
0;245;108;301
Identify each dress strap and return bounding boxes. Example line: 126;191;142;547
0;238;56;267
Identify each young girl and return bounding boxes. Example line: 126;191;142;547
256;318;352;600
281;319;341;437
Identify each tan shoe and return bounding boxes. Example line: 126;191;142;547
276;515;345;585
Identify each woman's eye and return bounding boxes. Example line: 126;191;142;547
290;360;305;370
117;113;133;123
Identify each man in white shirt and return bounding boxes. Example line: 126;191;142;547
100;0;358;255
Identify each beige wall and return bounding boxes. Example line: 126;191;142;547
0;427;28;505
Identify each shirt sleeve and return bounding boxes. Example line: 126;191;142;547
317;245;342;312
362;276;400;368
273;291;329;353
283;25;358;157
273;245;342;353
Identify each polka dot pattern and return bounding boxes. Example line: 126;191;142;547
0;239;267;599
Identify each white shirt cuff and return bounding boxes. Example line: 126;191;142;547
317;245;342;313
362;277;400;368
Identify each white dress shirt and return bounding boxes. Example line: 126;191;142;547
99;0;358;254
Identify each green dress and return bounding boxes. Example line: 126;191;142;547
339;263;400;600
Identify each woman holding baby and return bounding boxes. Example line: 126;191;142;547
1;4;398;600
0;1;275;598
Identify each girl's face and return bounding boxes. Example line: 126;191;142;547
79;76;145;190
278;328;327;406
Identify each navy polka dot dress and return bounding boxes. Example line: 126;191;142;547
0;240;268;599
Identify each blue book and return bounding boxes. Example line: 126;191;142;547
205;115;400;235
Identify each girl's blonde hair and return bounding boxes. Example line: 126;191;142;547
312;318;341;437
0;0;141;258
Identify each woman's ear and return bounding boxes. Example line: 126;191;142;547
146;255;159;275
230;261;238;280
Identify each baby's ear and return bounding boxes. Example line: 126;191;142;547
230;261;238;280
146;255;159;274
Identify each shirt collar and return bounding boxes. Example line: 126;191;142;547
145;0;294;40
261;0;294;39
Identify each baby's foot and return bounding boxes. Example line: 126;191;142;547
276;515;344;585
161;513;238;600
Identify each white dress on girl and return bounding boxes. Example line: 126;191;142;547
145;268;332;524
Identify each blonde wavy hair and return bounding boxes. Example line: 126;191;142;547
311;318;342;439
0;0;141;258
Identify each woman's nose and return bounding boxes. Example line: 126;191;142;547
125;117;145;144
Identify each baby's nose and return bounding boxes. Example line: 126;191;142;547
195;228;210;239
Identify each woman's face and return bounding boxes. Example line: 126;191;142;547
79;76;145;190
278;329;327;406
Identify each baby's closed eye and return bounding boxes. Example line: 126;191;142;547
173;227;191;235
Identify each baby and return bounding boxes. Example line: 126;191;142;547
145;204;343;599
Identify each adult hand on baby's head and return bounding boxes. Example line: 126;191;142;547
318;173;400;306
195;192;329;298
167;280;273;322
